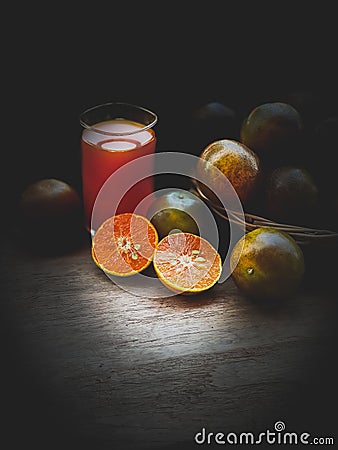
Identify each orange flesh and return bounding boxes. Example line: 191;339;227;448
153;232;222;293
92;213;158;276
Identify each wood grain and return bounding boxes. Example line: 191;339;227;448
1;232;337;450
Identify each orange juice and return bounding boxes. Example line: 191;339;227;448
81;118;156;232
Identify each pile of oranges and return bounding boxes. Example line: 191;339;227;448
17;92;338;300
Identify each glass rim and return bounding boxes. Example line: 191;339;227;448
79;101;158;136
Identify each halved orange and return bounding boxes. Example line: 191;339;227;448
91;246;100;268
153;232;222;294
92;213;158;276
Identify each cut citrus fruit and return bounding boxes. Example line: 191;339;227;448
91;246;100;268
153;232;222;294
92;213;158;276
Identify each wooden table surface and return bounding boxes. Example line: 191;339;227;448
1;227;337;450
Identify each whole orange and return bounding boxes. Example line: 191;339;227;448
197;139;261;207
240;102;303;165
18;178;83;252
230;227;305;301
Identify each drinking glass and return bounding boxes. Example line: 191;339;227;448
79;102;157;232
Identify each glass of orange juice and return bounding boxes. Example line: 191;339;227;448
79;102;158;232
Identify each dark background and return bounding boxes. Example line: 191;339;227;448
2;4;338;450
5;5;338;210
